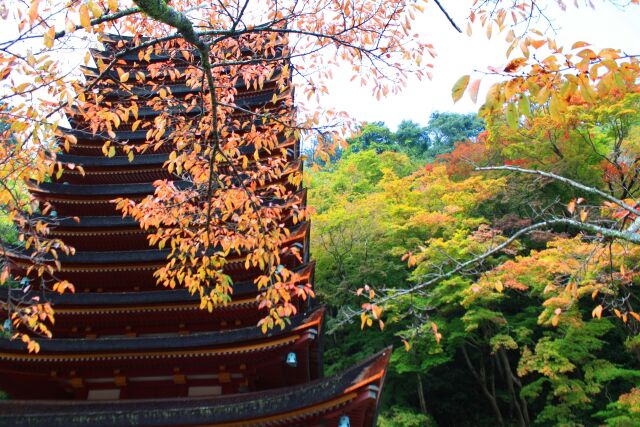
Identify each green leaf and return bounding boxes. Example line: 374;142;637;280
518;96;531;118
506;103;518;129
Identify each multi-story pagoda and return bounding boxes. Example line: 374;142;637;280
0;34;389;426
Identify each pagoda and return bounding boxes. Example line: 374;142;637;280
0;34;390;426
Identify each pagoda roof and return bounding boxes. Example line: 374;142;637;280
0;307;322;357
90;47;196;63
0;346;390;427
29;180;189;196
39;215;138;228
56;126;294;147
3;221;308;265
0;261;314;307
69;88;286;123
56;153;169;167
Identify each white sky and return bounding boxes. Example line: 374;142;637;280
0;1;637;133
320;1;640;131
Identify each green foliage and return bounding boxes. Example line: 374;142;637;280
378;407;436;427
341;112;484;162
426;111;485;156
311;99;640;426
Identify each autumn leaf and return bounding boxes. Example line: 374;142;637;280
43;26;54;48
504;57;527;73
28;0;40;24
592;305;603;319
452;75;470;103
88;0;103;18
79;4;91;29
468;78;481;103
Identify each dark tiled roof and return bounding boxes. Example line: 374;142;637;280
56;153;169;167
31;180;190;196
0;262;313;306
0;347;389;427
0;307;320;354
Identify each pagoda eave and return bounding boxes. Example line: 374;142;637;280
0;347;390;427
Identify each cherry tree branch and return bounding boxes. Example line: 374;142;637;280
54;7;142;39
433;0;462;33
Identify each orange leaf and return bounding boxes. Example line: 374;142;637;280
572;41;590;49
503;57;527;73
468;78;481;103
592;305;603;319
28;0;40;24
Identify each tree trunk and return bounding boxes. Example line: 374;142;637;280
416;372;428;415
498;348;530;427
461;344;505;427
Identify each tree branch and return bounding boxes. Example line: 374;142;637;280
476;165;640;217
434;0;462;33
339;216;640;325
54;7;141;39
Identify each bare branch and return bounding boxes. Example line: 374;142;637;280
476;165;640;217
434;0;462;33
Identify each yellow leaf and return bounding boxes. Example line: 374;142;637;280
79;4;91;29
495;281;504;292
43;26;55;48
88;0;102;18
108;0;118;12
567;199;576;214
580;209;588;222
402;339;411;352
120;72;129;83
452;75;470;103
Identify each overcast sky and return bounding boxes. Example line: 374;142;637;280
319;1;640;131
